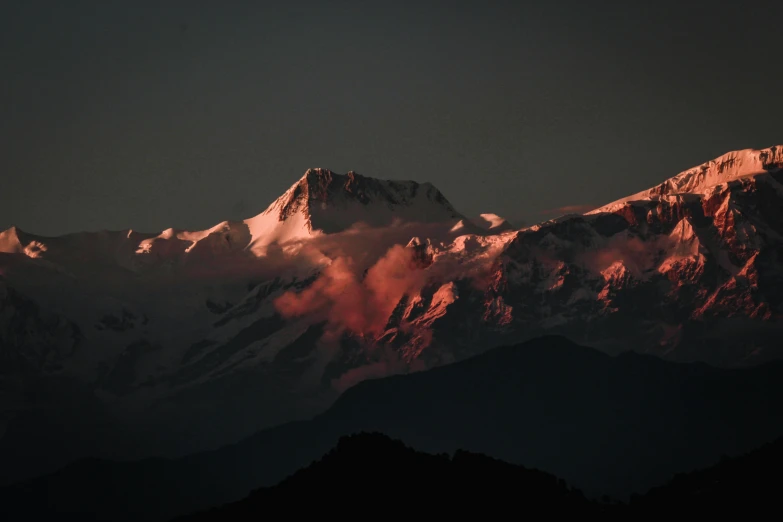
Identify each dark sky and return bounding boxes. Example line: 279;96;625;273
2;0;781;235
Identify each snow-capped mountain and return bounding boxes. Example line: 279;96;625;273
244;168;467;254
2;147;783;485
460;145;783;362
590;147;783;212
0;168;486;483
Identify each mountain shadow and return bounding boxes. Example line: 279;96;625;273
3;335;783;521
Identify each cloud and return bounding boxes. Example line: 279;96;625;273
580;236;649;278
327;342;430;393
330;349;410;393
273;218;506;337
541;204;596;216
274;243;430;338
269;219;510;388
577;232;676;279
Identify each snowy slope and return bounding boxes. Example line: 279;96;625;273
590;146;783;214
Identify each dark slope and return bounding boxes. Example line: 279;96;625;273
180;433;783;520
176;432;606;520
630;436;783;516
320;335;783;496
3;335;783;521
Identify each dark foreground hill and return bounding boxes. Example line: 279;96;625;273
630;436;783;516
176;432;607;519
3;335;783;521
178;432;783;520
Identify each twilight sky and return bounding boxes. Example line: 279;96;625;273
2;0;781;235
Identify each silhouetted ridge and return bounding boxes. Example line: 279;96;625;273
3;335;783;521
179;433;783;519
176;432;602;519
326;335;614;420
629;436;783;516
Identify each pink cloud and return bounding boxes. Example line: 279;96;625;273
271;220;509;388
578;233;676;278
541;204;596;216
274;243;430;338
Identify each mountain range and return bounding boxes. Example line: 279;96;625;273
3;335;783;521
1;145;783;486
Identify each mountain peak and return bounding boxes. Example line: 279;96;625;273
299;167;336;188
590;145;783;214
0;226;23;254
242;169;465;254
297;168;375;205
